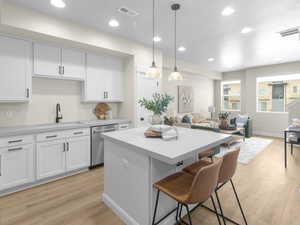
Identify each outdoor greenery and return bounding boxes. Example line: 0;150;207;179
138;93;174;115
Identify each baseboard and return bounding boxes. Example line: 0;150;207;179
254;130;283;138
102;193;190;225
102;193;140;225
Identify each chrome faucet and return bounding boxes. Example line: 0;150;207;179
56;103;63;123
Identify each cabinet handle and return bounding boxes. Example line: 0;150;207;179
73;131;83;135
66;142;70;151
8;139;23;144
8;147;23;152
26;88;30;98
62;66;65;75
46;135;57;139
104;92;106;99
59;65;62;75
176;161;184;167
63;142;66;152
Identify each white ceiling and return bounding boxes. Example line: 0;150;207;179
7;0;300;72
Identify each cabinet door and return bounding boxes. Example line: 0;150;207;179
0;36;31;101
106;71;123;101
61;48;85;80
66;136;90;171
33;43;61;77
36;140;66;180
85;53;106;101
105;56;124;101
0;144;34;190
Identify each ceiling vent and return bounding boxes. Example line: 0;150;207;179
118;7;139;17
279;27;300;37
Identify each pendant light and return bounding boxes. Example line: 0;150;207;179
168;3;183;81
145;0;161;78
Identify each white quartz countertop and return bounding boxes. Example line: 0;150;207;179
102;127;232;164
0;119;130;138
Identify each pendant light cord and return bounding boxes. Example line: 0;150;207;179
152;0;155;63
174;8;177;70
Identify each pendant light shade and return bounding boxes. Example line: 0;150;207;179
168;3;183;81
146;61;161;78
146;0;161;79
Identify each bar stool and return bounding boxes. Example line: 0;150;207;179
183;148;248;225
152;158;223;225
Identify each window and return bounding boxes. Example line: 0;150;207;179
257;74;300;112
221;80;241;111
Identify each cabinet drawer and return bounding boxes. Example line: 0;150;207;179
65;128;90;138
36;131;67;142
0;135;34;148
119;123;130;130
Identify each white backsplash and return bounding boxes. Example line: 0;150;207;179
0;77;119;127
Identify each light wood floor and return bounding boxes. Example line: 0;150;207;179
0;138;300;225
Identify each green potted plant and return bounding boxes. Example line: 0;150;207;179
138;93;174;125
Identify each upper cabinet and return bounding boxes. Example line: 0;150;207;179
33;43;85;80
33;43;61;77
0;36;31;102
61;48;85;80
83;53;124;102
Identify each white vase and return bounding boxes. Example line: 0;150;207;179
148;114;162;125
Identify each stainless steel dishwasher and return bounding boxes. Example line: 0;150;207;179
91;124;118;168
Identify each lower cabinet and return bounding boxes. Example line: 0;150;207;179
36;139;66;180
66;136;90;171
36;133;90;180
0;144;34;190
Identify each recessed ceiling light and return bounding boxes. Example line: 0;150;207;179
108;19;120;27
221;7;235;16
208;58;215;62
178;46;186;52
50;0;66;8
241;27;253;34
153;36;162;42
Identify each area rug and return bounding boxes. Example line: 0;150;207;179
216;137;273;164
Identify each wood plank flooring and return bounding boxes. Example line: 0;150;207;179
0;138;299;225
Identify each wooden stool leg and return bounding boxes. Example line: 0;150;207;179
211;195;222;225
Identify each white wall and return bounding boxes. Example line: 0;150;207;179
219;61;300;137
162;69;214;118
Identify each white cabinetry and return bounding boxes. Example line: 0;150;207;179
33;43;61;77
36;139;66;180
61;48;86;80
36;129;90;180
0;136;34;191
66;136;90;171
0;36;31;102
83;53;124;102
33;43;85;80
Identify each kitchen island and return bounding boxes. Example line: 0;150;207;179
102;127;231;225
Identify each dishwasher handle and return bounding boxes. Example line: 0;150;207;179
93;129;116;134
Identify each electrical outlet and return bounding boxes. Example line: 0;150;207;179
6;111;13;118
